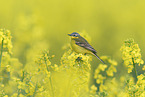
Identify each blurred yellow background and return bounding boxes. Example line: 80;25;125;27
0;0;145;66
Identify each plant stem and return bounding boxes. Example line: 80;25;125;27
49;75;54;97
44;57;54;97
17;83;21;97
132;58;138;83
17;89;20;97
21;70;25;82
0;39;4;68
32;83;38;97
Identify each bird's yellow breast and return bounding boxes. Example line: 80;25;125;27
70;39;92;54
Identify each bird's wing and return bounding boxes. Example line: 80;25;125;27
75;36;97;53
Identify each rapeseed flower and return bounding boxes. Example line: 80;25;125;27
0;29;12;54
120;39;144;73
94;56;117;91
90;85;97;94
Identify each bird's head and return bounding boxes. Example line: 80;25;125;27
68;32;80;39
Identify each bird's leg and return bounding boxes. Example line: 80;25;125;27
76;57;83;62
76;57;82;61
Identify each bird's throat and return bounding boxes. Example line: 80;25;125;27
71;36;79;39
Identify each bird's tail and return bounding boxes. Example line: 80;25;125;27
92;53;105;64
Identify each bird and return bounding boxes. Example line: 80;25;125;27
68;32;105;64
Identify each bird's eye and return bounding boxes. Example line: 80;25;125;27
73;34;77;36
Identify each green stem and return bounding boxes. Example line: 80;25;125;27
17;84;20;97
44;57;54;97
49;75;54;97
32;83;38;97
132;58;138;83
17;89;20;97
0;39;4;68
21;71;25;82
17;71;25;97
44;57;49;72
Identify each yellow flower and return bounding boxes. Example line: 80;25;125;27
1;84;4;87
19;94;25;97
121;39;144;73
46;71;50;77
6;65;11;72
51;55;55;58
27;87;35;96
3;95;8;97
38;86;44;92
96;74;106;84
127;65;133;73
91;85;97;91
106;66;117;76
0;29;13;54
100;56;108;60
90;85;97;94
98;64;107;71
99;84;107;92
108;59;117;66
52;64;59;71
11;93;18;97
142;65;145;70
137;74;144;81
18;81;26;89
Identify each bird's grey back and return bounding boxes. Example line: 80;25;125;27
74;36;97;53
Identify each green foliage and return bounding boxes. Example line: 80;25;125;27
0;29;145;97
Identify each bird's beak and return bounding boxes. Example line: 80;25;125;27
68;34;72;36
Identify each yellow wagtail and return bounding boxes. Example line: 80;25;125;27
68;32;104;64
